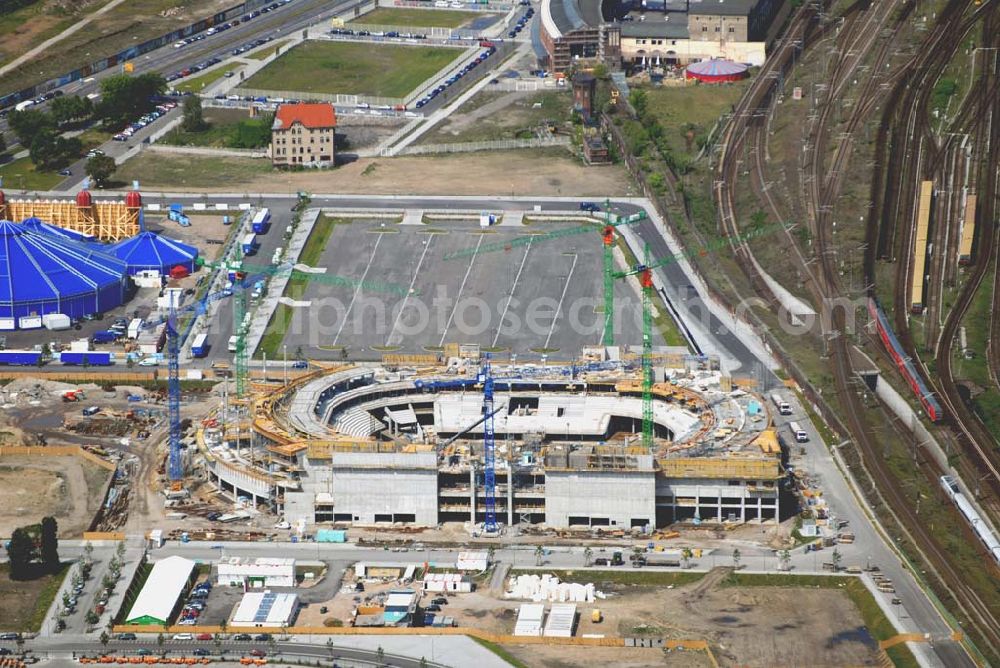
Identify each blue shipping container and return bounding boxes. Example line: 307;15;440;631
315;529;347;543
0;350;42;365
61;352;112;366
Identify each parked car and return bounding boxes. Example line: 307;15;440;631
172;633;193;640
254;633;271;641
250;650;266;658
196;633;213;641
234;633;252;641
193;649;210;657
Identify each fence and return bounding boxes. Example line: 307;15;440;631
146;144;269;159
230;87;409;108
394;135;570;155
0;370;155;382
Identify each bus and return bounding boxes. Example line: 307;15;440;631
788;421;808;443
251;208;271;234
190;333;209;358
770;393;791;415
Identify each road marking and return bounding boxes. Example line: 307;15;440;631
492;238;533;347
334;234;383;345
543;253;578;349
439;235;484;346
386;235;434;346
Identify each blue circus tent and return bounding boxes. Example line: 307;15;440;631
20;216;97;243
0;220;129;320
109;230;199;276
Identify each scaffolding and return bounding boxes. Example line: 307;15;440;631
657;457;782;480
1;198;140;241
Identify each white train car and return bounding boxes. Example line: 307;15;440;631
940;476;1000;565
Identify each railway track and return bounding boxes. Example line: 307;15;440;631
713;0;1000;660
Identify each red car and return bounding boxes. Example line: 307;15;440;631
249;649;266;657
196;633;213;641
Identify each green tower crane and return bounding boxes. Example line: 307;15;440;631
613;243;656;448
600;202;647;346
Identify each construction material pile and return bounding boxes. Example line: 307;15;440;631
504;573;605;603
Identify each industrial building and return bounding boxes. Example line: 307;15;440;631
201;356;787;533
231;591;300;628
539;0;785;72
124;555;196;626
217;557;296;588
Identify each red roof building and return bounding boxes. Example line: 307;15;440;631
271;103;337;167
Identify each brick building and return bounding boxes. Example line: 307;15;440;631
270;102;336;167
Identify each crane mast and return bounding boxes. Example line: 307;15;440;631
481;355;498;533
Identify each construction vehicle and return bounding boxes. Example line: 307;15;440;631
591;609;602;623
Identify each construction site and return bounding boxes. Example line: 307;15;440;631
186;347;790;536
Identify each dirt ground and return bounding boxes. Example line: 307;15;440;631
0;455;111;538
507;645;715;668
143;213;234;263
431;569;876;667
121;150;635;197
420;89;573;144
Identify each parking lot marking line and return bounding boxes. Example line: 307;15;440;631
386;234;435;346
334;234;384;346
543;253;578;350
439;234;484;346
492;237;533;348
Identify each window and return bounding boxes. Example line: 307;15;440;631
702;26;707;32
729;26;735;32
715;26;721;32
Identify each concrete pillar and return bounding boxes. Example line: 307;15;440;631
469;466;477;526
757;497;762;522
774;492;780;523
740;495;746;522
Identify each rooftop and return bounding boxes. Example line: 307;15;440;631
274;102;337;130
125;555;195;624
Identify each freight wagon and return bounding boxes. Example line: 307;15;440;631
0;350;43;365
60;351;113;366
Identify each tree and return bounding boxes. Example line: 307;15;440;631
156;633;165;647
831;548;842;572
419;658;428;668
181;96;206;133
0;133;6;155
86;155;116;187
731;549;742;570
629;89;648;119
8;108;54;146
778;549;791;572
96;73;166;128
584;547;593;567
40;516;59;574
375;646;385;667
7;528;34;580
83;541;93;562
99;631;109;647
50;95;93;126
681;547;693;570
84;610;99;625
29;132;80;170
534;545;544;567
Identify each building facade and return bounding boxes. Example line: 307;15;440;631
270;102;336;167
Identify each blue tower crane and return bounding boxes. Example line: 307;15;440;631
479;354;498;533
165;310;183;482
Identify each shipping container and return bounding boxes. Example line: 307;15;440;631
0;350;43;365
60;351;113;366
190;333;210;358
127;318;144;339
241;233;257;255
251;208;271;234
42;313;72;330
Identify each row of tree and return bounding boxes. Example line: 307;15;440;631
3;73;167;172
7;516;60;581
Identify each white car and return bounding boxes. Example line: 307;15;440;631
434;0;448;6
174;42;186;49
172;633;193;640
450;1;464;7
137;357;159;367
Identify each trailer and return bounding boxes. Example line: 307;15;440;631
60;351;113;366
190;333;210;358
251;208;271;234
0;350;43;365
241;233;258;256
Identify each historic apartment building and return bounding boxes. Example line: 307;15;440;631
270;102;336;168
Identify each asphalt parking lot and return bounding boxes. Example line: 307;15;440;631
279;219;650;360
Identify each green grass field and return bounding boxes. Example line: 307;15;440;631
173;64;242;94
242;40;461;98
117;153;272;189
0;563;69;632
0;156;64;191
352;7;485;28
244;39;292;61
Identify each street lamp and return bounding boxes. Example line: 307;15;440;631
283;344;288;386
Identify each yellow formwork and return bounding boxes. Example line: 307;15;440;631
2;199;139;241
752;429;781;455
658;456;782;480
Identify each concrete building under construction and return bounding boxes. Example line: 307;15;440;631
199;354;787;531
